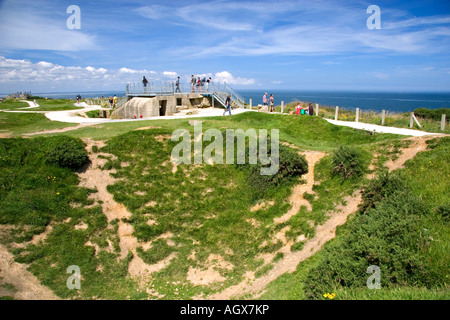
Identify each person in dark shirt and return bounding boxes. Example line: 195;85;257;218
308;103;314;116
223;95;231;116
175;76;181;92
142;76;148;87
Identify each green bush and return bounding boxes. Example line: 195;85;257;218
331;146;367;180
414;108;449;121
0;136;89;171
85;110;100;118
304;188;431;299
44;136;89;170
247;145;308;193
360;172;407;214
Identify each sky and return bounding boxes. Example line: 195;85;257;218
0;0;450;93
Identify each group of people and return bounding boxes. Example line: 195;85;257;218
296;102;314;115
141;75;213;93
108;95;118;108
76;94;82;103
191;75;212;92
262;92;275;112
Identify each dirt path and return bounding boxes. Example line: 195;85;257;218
208;135;435;300
274;151;326;224
22;123;96;136
77;139;172;282
0;244;58;300
384;136;428;172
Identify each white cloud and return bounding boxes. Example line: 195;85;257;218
383;16;450;30
0;57;254;92
0;0;98;51
214;71;255;85
158;1;450;57
119;68;137;74
0;57;156;87
162;71;178;78
134;5;168;20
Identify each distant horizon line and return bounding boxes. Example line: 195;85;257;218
2;89;450;96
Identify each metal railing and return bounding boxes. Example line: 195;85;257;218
126;81;176;96
210;82;245;109
85;96;127;109
125;81;245;109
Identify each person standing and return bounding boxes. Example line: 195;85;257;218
223;95;231;116
263;92;268;108
191;75;196;92
308;103;314;116
175;76;181;93
142;76;148;92
113;95;118;108
196;77;201;92
269;94;274;112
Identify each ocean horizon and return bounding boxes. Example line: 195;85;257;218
2;89;450;113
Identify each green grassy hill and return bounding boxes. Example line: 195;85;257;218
0;112;448;300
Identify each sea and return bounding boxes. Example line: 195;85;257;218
239;90;450;113
2;90;450;113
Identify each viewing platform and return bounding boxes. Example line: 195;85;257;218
125;81;246;109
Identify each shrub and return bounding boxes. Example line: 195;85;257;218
414;108;450;121
85;110;100;118
359;172;406;214
304;189;430;299
43;136;89;170
247;145;308;193
331;146;367;180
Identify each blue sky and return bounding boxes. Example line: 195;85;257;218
0;0;449;93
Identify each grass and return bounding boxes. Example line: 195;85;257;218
0;111;447;300
0;98;83;137
100;128;305;298
53;112;404;150
0;137;140;299
260;136;450;300
274;102;449;134
28;99;83;112
0;100;29;110
0;112;75;136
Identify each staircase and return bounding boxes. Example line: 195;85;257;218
210;82;245;109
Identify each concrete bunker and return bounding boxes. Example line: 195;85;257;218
109;93;213;119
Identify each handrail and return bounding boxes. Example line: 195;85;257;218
125;81;245;109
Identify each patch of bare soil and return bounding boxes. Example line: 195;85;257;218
0;244;59;300
384;136;428;172
134;126;162;131
22;123;95;136
250;200;274;212
187;254;234;286
31;225;53;245
154;134;171;143
273;150;326;224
